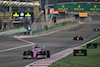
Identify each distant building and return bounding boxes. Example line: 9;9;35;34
0;0;41;21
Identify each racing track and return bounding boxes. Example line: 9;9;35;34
0;15;100;67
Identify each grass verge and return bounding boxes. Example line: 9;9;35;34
48;38;100;67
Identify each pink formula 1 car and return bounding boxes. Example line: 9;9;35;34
23;46;50;59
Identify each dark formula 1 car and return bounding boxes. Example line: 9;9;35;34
94;28;100;31
73;36;83;40
23;46;50;59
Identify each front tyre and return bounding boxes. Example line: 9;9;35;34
73;37;76;40
80;37;83;40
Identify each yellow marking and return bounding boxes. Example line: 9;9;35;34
13;13;19;17
94;5;97;8
78;5;81;8
62;5;64;8
25;13;31;17
58;8;68;10
76;53;84;55
91;45;93;47
79;50;81;53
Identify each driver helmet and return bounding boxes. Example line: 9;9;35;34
35;45;39;48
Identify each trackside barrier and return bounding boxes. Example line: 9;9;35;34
24;21;78;35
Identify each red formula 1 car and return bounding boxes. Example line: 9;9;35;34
73;36;83;40
23;46;50;59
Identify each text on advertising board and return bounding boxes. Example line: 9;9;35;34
74;49;87;56
54;4;100;11
79;13;88;17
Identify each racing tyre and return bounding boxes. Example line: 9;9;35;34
73;37;76;40
94;29;96;31
81;38;83;40
23;51;27;55
23;58;26;59
46;50;50;58
80;37;83;40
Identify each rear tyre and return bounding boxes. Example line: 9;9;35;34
81;37;83;40
94;29;96;31
98;29;99;31
46;50;50;58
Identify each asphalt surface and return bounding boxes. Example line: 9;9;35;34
0;15;100;67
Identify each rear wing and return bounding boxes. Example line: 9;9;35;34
39;46;45;49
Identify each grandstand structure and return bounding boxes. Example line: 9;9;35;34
0;0;41;22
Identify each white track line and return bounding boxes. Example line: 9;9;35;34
13;37;35;44
0;44;34;52
0;37;35;53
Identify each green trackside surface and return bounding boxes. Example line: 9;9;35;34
48;38;100;67
91;38;100;43
24;21;78;35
